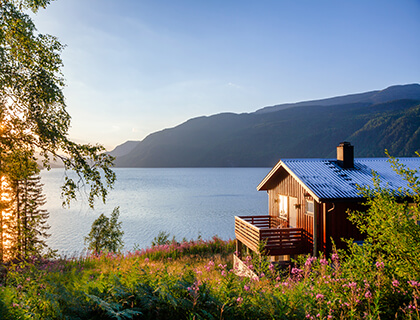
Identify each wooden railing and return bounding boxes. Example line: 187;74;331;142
235;216;311;256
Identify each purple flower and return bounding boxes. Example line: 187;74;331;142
408;280;420;287
305;256;317;267
392;279;400;287
365;290;372;299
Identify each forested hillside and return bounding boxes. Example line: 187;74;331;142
113;84;420;167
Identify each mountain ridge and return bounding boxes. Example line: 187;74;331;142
111;84;420;167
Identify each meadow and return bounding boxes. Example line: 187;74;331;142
0;235;419;320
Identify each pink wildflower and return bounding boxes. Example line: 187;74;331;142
316;293;324;300
408;280;420;287
305;256;317;267
237;297;243;303
392;279;400;287
244;285;250;291
375;261;384;269
365;291;372;299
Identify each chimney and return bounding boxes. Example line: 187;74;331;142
337;142;354;169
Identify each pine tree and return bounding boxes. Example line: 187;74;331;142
13;175;50;258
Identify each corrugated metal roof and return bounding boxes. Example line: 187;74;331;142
277;158;420;201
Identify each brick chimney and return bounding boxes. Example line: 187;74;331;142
337;142;354;168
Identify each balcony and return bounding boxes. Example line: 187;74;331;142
234;215;311;256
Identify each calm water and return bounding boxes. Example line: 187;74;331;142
40;168;270;255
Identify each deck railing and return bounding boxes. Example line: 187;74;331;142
235;215;311;256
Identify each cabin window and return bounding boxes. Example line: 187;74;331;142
278;195;288;220
306;200;314;216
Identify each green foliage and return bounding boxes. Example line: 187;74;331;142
85;207;124;253
0;0;115;208
151;231;171;247
0;0;115;262
0;234;418;320
348;154;420;278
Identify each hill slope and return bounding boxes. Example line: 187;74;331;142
113;84;420;167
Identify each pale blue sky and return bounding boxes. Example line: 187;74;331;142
32;0;420;150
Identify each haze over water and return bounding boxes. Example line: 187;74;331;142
41;168;269;255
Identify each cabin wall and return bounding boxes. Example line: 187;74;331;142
267;170;314;248
325;202;364;253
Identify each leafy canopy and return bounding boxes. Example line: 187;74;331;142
0;0;115;208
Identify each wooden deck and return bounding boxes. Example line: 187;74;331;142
235;216;311;256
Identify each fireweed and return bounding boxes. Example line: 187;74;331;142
0;237;418;319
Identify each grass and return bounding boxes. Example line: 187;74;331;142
0;237;419;319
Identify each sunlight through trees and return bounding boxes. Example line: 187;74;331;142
0;0;115;261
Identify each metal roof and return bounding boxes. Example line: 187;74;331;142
258;158;420;202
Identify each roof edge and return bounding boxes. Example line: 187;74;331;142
257;160;321;202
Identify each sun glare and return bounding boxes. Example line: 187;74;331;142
0;175;13;260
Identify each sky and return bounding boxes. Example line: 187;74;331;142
31;0;420;150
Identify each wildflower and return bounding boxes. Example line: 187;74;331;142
260;273;265;278
365;290;372;299
327;316;333;319
331;253;339;262
237;297;243;303
291;267;302;275
12;303;19;308
316;293;324;300
375;261;384;269
392;279;400;287
408;280;420;287
144;258;149;263
244;285;250;291
269;263;275;271
248;264;254;270
305;256;317;267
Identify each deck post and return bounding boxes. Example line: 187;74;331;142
313;201;319;256
236;239;243;259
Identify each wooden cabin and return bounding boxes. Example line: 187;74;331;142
235;142;420;261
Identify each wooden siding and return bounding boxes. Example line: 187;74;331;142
267;169;314;248
325;202;364;252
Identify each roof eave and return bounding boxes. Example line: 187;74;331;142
257;160;321;203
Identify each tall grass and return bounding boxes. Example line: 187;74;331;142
0;237;418;319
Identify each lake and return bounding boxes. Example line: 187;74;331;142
40;168;270;255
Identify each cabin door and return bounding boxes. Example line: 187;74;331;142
289;197;298;228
